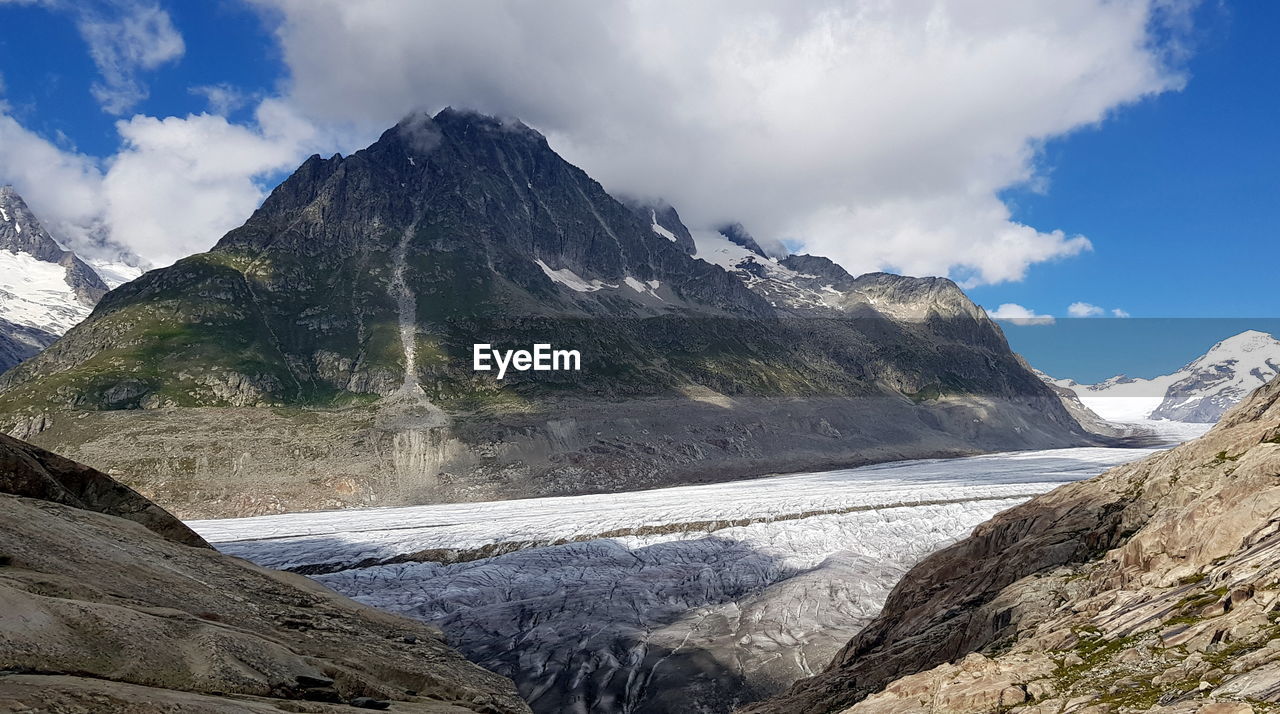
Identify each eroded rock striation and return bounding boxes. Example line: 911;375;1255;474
746;375;1280;714
0;435;530;713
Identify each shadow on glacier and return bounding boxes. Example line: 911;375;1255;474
312;533;855;714
259;449;1156;713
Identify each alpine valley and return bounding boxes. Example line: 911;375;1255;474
0;109;1105;519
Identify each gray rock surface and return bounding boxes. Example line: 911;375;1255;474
0;436;530;713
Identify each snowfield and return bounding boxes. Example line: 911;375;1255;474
0;249;91;335
192;446;1169;713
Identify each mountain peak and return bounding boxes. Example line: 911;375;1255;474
716;222;771;258
379;108;548;157
0;186;116;371
1205;329;1279;355
0;186;108;302
1064;329;1280;424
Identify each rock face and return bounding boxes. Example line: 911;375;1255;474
0;186;123;373
745;374;1280;714
0;435;530;713
0;432;208;548
0;109;1099;517
622;197;698;255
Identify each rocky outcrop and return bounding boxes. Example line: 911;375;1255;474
0;435;530;713
0;431;208;548
745;375;1280;714
621;197;698;255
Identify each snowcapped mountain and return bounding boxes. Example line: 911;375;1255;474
0;186;139;372
1152;330;1280;421
1048;330;1280;424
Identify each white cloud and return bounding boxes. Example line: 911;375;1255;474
0;99;341;266
1068;301;1105;317
5;0;184;114
253;0;1196;286
987;303;1055;326
0;114;111;256
1067;301;1131;318
189;83;249;116
101;100;327;265
73;1;186;114
0;0;1201;278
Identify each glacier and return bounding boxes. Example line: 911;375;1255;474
191;446;1169;713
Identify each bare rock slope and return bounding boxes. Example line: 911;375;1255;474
746;374;1280;714
0;435;530;713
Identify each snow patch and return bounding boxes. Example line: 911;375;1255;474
0;249;90;334
624;276;662;300
87;260;143;289
650;210;678;242
535;258;616;292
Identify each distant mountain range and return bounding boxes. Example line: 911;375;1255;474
0;186;140;372
1044;329;1280;423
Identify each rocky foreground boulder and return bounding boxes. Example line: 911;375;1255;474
0;435;530;713
745;375;1280;713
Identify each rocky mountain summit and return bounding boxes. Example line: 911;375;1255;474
746;374;1280;714
0;434;529;713
0;109;1100;517
0;186;112;372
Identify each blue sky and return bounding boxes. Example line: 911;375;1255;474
0;1;281;156
0;1;1274;381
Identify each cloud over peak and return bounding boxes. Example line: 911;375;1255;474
0;0;1199;279
255;0;1194;285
